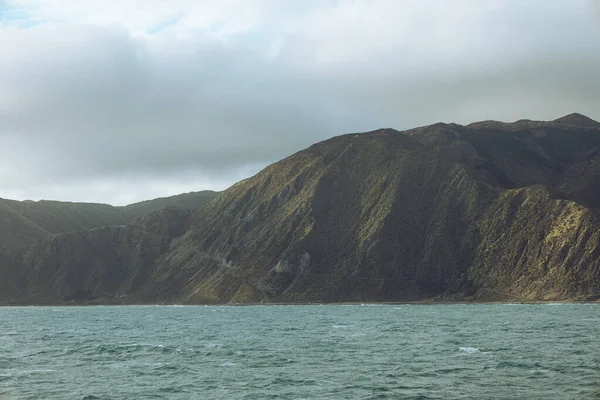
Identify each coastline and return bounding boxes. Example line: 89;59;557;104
0;299;598;307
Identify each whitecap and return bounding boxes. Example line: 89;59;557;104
221;362;236;367
530;368;559;376
21;369;55;375
332;324;347;329
458;347;480;354
107;363;128;369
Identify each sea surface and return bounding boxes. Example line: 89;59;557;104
0;304;599;399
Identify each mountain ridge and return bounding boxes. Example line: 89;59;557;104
1;113;599;304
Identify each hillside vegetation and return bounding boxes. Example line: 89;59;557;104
0;191;219;253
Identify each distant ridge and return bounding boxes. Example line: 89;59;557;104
0;190;219;253
553;113;600;127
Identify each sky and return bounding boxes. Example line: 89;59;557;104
1;0;599;205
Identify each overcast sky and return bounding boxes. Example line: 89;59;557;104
1;0;599;205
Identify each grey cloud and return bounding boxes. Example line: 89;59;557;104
0;24;380;192
593;0;600;19
1;1;600;204
327;54;600;128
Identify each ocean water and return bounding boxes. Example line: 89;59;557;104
0;304;599;399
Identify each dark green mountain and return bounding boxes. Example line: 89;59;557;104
1;114;599;304
0;191;219;253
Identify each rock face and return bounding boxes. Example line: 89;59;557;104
1;115;600;304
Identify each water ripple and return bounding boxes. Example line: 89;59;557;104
0;304;598;399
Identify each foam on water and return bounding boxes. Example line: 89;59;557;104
20;369;56;375
221;362;237;367
458;347;480;354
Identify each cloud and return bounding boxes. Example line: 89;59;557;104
593;0;600;21
1;0;599;204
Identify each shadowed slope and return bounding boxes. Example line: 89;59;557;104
0;191;219;253
0;201;49;254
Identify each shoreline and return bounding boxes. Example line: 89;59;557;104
0;299;598;307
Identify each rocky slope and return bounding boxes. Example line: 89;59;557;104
1;114;599;304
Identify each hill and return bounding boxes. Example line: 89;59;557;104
1;115;599;304
121;191;220;219
0;191;219;253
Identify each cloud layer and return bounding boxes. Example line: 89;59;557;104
1;0;599;204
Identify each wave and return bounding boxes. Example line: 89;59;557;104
95;343;181;354
221;361;237;367
458;347;480;354
529;368;560;376
495;361;560;371
20;369;56;375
